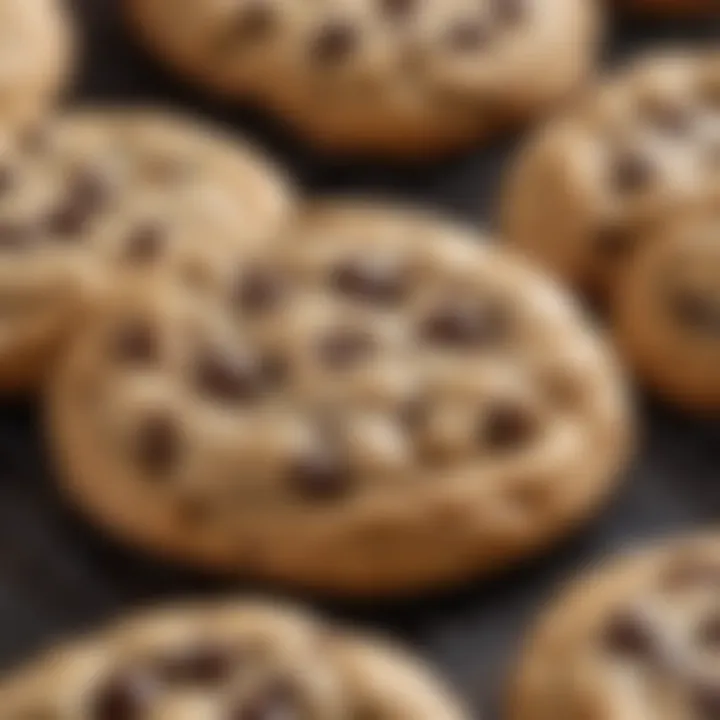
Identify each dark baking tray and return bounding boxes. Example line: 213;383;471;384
0;2;718;717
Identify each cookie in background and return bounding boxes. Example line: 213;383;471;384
125;0;602;158
0;109;295;391
47;200;632;596
0;0;72;130
0;599;469;719
510;531;720;720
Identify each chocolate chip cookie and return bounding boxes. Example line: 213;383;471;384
0;109;294;391
612;203;720;411
0;0;72;129
125;0;601;157
510;532;720;720
502;50;720;297
48;201;632;595
0;600;469;719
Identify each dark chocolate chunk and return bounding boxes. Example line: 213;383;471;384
135;412;181;476
158;643;235;685
91;670;159;720
123;222;166;263
421;298;509;348
234;268;286;315
311;22;358;64
611;150;654;194
195;347;264;403
481;400;536;451
601;609;659;661
446;20;490;52
111;322;158;364
317;328;376;369
288;444;352;501
669;290;720;336
331;258;406;305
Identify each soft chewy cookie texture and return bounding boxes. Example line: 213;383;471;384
0;0;72;129
0;109;295;392
612;203;720;411
48;201;632;596
502;51;720;298
0;600;469;719
510;532;720;720
125;0;601;157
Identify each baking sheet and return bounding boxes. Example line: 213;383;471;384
0;2;718;717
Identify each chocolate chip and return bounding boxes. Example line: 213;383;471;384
642;97;693;136
260;353;288;387
135;412;181;476
490;0;526;25
481;400;536;451
421;299;509;348
379;0;417;20
0;166;15;196
195;347;263;403
662;559;720;591
123;223;166;263
331;259;406;305
0;221;36;250
158;643;235;685
601;609;659;661
91;670;159;720
232;680;301;720
219;1;277;50
594;225;635;261
446;20;490;52
111;322;158;364
669;290;720;336
289;445;352;501
697;614;720;651
311;23;358;64
317;328;376;370
46;167;112;238
399;396;429;431
691;680;720;720
234;268;286;315
611;151;654;194
697;615;720;652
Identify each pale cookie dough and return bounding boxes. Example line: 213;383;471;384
612;203;720;412
0;109;295;391
0;600;469;719
125;0;601;157
0;0;72;129
502;51;720;297
510;532;720;720
48;202;632;595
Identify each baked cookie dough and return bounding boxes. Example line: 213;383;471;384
48;201;632;595
0;600;468;719
0;109;294;391
0;0;73;129
125;0;601;157
502;51;720;297
510;532;720;720
612;203;720;411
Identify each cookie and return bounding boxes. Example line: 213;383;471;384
612;203;720;411
0;0;72;129
510;532;720;720
502;51;720;297
48;201;632;595
125;0;601;157
0;109;295;391
0;600;469;719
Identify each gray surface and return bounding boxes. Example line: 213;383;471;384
0;2;718;718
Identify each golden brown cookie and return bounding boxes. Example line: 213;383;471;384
612;203;720;412
0;0;72;129
502;50;720;297
0;600;469;719
125;0;601;157
48;201;632;595
510;532;720;720
0;109;295;391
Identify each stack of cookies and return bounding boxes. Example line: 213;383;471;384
0;0;716;717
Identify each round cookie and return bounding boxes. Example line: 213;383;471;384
510;532;720;720
0;0;72;129
0;109;294;391
502;51;720;298
0;600;469;719
612;204;720;412
125;0;601;157
48;201;632;595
